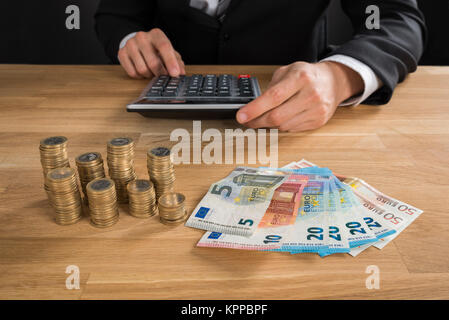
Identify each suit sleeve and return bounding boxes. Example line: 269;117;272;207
329;0;426;104
95;0;157;63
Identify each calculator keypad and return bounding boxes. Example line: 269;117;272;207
144;74;256;101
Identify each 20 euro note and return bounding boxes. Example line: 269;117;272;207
329;178;378;248
333;177;396;241
294;161;400;241
287;164;378;249
196;174;309;251
295;159;423;240
316;177;351;256
185;167;289;237
295;159;422;255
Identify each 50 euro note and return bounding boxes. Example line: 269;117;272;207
196;174;309;250
349;194;421;256
337;175;423;250
185;167;289;237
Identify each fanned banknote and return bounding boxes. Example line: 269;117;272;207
294;159;423;256
273;169;331;253
196;174;309;250
191;160;423;257
337;175;423;250
317;178;351;256
185;167;289;237
329;178;378;248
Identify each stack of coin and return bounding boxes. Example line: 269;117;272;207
86;178;119;228
127;180;159;218
107;137;136;203
75;152;106;202
147;147;175;200
46;167;83;225
158;192;187;225
39;136;70;198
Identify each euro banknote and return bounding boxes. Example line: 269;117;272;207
185;167;289;237
197;174;309;250
293;159;423;256
191;161;422;257
277;172;330;253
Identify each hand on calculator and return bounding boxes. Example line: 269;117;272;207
118;28;185;79
121;29;364;133
236;61;364;132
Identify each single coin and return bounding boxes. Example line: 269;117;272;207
88;178;113;192
109;137;132;146
159;192;185;208
128;179;151;192
150;147;170;157
41;136;67;146
77;152;100;163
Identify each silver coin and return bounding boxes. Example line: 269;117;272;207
151;147;170;157
90;179;112;191
43;136;67;146
135;180;151;190
78;152;99;162
110;137;131;146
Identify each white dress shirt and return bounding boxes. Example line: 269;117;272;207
119;0;382;106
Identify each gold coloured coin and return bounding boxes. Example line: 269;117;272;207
127;179;158;218
158;192;186;225
107;137;136;203
75;152;106;203
40;136;70;203
46;167;83;225
147;147;176;200
86;178;119;228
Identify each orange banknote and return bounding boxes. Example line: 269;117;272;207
258;174;309;228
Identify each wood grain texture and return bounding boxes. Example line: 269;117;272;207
0;65;448;299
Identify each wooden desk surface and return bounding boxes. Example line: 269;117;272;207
0;65;448;299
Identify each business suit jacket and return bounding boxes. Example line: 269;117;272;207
95;0;426;104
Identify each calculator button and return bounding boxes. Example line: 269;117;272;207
147;90;161;97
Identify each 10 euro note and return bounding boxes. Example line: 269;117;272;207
274;170;331;253
196;174;309;251
185;167;289;237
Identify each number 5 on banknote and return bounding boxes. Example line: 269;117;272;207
185;167;289;237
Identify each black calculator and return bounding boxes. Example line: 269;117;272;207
126;74;261;118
